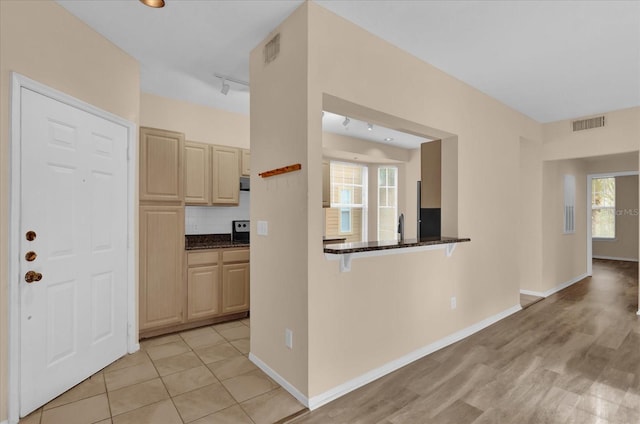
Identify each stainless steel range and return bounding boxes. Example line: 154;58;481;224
232;220;250;242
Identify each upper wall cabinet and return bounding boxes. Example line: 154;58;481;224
140;127;184;202
241;149;250;177
184;142;240;205
184;141;211;205
211;145;240;204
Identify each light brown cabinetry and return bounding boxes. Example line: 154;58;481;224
241;149;251;176
211;145;240;204
184;142;240;205
140;127;184;202
185;248;249;323
323;160;330;208
184;141;211;204
139;205;184;331
221;249;250;313
186;251;219;320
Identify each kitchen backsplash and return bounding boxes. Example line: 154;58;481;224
185;191;250;234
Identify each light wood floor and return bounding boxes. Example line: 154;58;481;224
289;259;640;424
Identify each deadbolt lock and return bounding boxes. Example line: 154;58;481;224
26;231;37;241
25;271;42;283
25;251;37;262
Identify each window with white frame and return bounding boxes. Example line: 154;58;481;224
324;161;367;241
592;177;615;239
378;166;398;241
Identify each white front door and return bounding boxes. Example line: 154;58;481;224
19;88;129;416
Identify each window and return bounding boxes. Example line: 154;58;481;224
340;189;352;233
592;177;615;239
378;166;398;241
324;162;367;241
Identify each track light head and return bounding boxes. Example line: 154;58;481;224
367;123;373;131
221;79;230;95
342;117;350;127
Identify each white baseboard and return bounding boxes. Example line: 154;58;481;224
250;303;522;411
592;255;639;262
520;273;588;298
520;289;544;297
249;353;310;408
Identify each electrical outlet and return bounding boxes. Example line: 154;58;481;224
451;296;457;310
285;328;293;349
257;220;268;236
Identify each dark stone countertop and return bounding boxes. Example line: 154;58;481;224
323;236;470;254
323;237;347;244
185;234;250;250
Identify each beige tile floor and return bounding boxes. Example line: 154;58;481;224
20;319;306;424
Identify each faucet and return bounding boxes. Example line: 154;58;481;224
398;213;405;242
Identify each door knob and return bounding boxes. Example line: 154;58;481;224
25;271;42;283
25;251;37;262
26;231;37;241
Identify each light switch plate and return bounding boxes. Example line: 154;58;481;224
257;220;268;236
285;328;293;349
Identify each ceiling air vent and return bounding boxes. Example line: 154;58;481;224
264;33;280;65
572;116;605;132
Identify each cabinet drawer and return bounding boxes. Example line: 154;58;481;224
188;251;219;266
222;249;249;263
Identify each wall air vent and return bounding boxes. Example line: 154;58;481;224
572;116;605;132
264;33;280;65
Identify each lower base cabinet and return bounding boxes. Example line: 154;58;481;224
222;263;250;313
187;264;220;320
140;246;249;339
186;247;249;321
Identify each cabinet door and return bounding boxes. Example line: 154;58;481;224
322;160;330;208
211;146;240;204
187;265;220;320
140;127;184;202
139;206;184;330
222;263;249;314
241;149;251;176
184;141;210;204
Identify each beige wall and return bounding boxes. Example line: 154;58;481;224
519;137;543;291
543;107;640;161
541;159;587;292
592;175;639;261
0;1;140;421
249;2;310;395
542;109;640;308
140;93;249;148
251;1;544;401
307;2;546;398
582;152;639;174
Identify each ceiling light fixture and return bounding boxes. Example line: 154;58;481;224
220;79;230;95
214;73;249;96
367;123;373;131
384;137;394;142
139;0;165;8
342;117;350;127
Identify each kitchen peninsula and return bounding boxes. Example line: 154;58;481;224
324;237;470;272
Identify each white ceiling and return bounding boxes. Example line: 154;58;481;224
57;0;640;123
